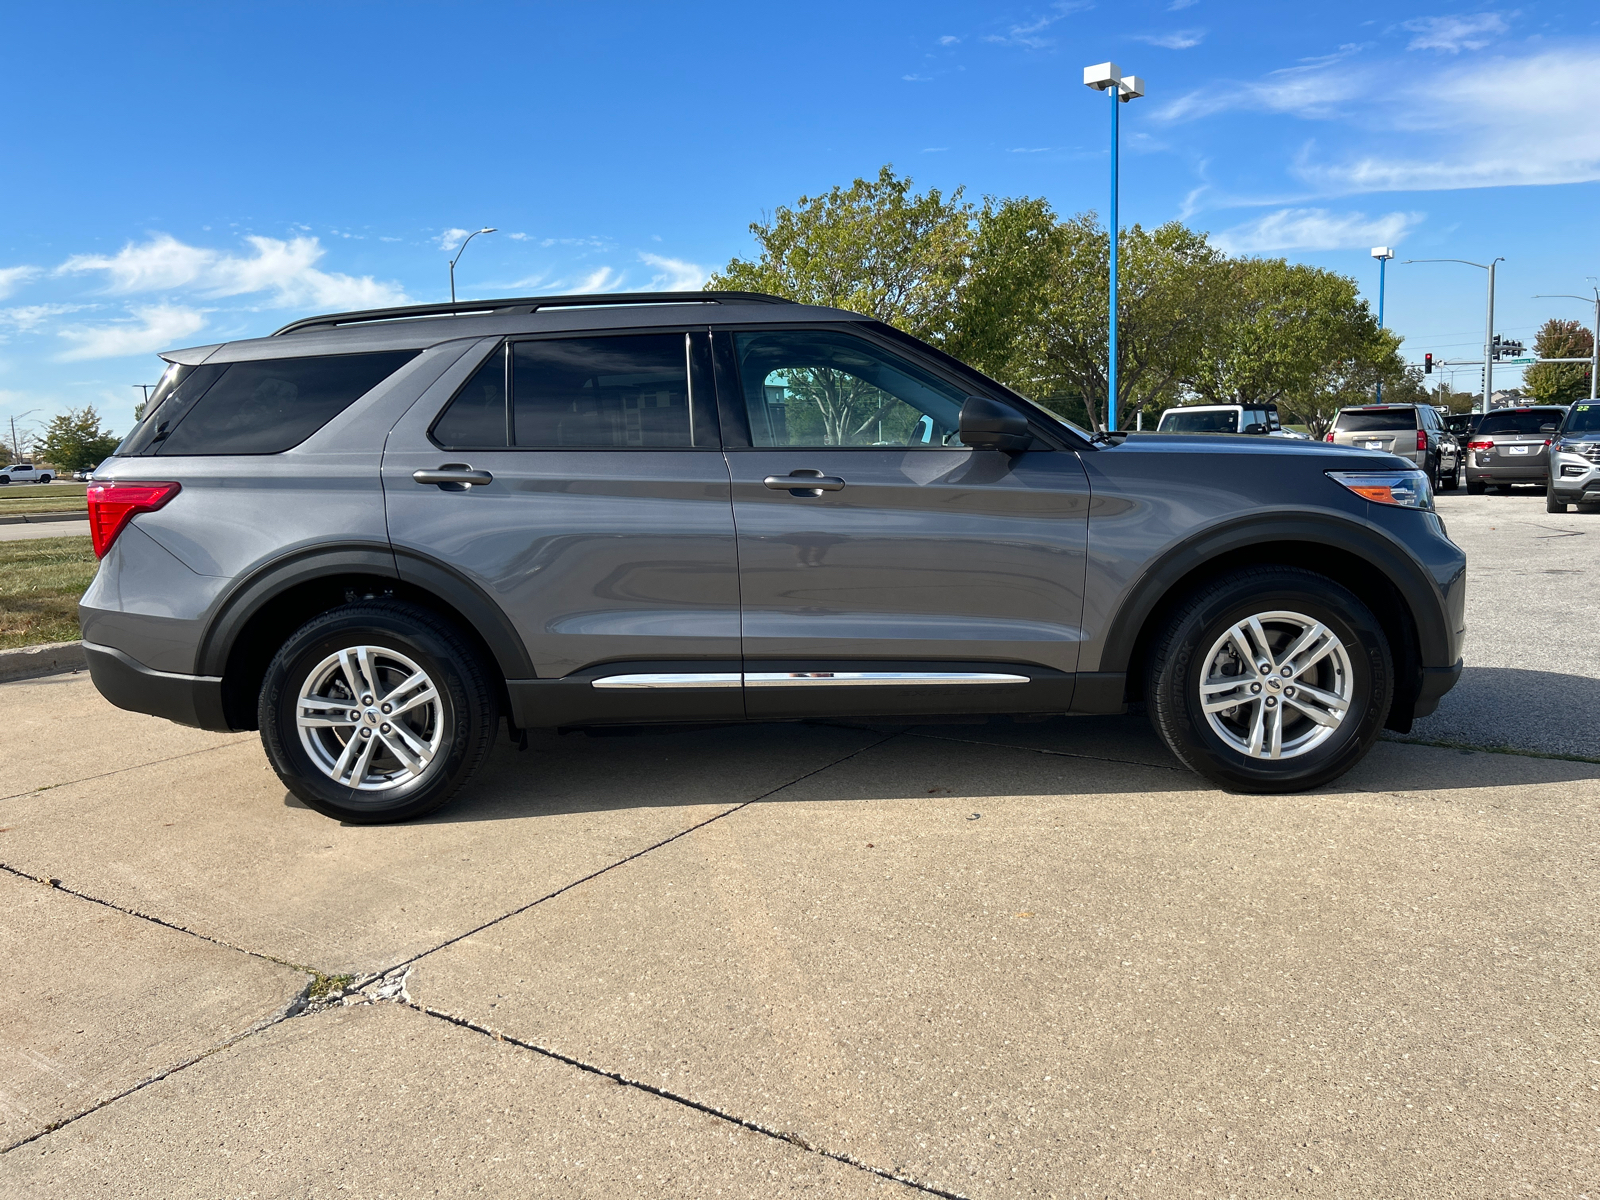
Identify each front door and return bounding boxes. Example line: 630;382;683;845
716;327;1091;719
383;329;742;727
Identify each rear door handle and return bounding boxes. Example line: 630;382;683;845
764;470;846;495
413;466;493;488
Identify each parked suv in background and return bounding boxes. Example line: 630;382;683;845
1547;400;1600;512
1464;405;1567;494
1328;404;1459;490
0;462;53;484
80;292;1465;822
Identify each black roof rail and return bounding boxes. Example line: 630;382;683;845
271;290;794;336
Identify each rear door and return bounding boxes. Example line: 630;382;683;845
382;330;742;727
716;325;1089;720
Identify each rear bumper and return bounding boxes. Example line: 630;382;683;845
84;641;233;732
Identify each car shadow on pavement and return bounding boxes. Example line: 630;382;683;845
1409;665;1600;761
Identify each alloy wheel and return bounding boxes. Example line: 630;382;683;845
1198;610;1353;760
295;645;443;790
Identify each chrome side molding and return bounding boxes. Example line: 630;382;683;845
591;671;1028;689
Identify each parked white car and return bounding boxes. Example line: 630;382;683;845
1155;403;1307;439
0;462;54;484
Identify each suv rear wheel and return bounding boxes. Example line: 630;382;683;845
258;600;498;823
1146;567;1393;793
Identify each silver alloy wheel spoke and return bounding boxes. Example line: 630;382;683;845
1198;610;1354;762
296;645;445;792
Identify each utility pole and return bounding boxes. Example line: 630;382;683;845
1405;257;1503;413
7;408;39;463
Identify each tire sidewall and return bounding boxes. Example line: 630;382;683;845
1154;574;1391;792
260;609;479;822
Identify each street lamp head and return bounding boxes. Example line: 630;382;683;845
1083;62;1122;91
1117;75;1145;102
1371;246;1394;260
478;227;497;235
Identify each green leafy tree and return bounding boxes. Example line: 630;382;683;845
1524;318;1593;404
37;406;122;472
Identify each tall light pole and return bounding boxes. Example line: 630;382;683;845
1083;63;1145;433
7;408;39;463
1532;288;1600;401
1371;246;1394;401
448;227;497;304
1405;257;1503;413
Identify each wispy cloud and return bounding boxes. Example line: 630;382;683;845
1211;207;1423;253
56;304;207;361
638;253;709;291
903;74;933;82
938;35;960;45
1;303;92;332
0;266;40;300
1402;12;1509;53
1135;28;1204;49
983;1;1090;49
573;266;620;293
1168;0;1199;8
58;234;408;310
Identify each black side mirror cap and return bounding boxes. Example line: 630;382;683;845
1242;422;1268;435
958;396;1032;452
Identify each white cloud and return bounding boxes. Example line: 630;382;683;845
56;305;207;361
573;267;620;293
436;228;473;251
1;303;92;332
58;234;408;310
0;266;41;300
983;1;1090;48
938;35;960;45
1168;0;1199;8
1211;207;1424;253
1402;12;1509;53
1135;28;1204;49
638;253;709;291
903;74;933;82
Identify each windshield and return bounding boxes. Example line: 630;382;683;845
1477;409;1565;436
1160;408;1237;433
1335;408;1416;432
1560;402;1600;434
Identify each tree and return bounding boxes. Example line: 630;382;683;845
1524;318;1593;404
37;406;122;472
706;165;973;344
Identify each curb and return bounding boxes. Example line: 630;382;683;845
0;641;87;682
0;511;88;526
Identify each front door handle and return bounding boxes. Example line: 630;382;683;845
764;470;846;496
413;465;493;489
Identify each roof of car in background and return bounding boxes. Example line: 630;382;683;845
160;291;869;365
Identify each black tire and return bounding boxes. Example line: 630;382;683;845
1438;460;1460;491
1146;567;1393;794
1547;488;1569;514
258;600;499;823
36;474;50;484
1466;479;1486;495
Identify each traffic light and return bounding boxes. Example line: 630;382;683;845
1424;353;1433;374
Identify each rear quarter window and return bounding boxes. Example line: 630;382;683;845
152;350;419;456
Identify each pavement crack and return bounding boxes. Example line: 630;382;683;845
356;731;905;985
0;739;250;803
411;1002;968;1199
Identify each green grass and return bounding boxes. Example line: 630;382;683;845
0;536;98;649
0;482;88;516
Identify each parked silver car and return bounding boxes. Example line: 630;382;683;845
1327;404;1459;490
1547;401;1600;512
1465;406;1567;494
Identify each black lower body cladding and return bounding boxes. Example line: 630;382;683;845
1144;566;1393;793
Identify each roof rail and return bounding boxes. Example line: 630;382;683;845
271;290;793;336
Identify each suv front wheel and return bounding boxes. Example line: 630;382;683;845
1146;567;1393;793
259;600;499;823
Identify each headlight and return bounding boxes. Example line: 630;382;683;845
1327;469;1434;510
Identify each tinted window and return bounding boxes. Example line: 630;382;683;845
155;351;418;456
1561;402;1600;433
1335;408;1417;432
1161;408;1238;433
432;345;508;448
734;329;967;448
1477;409;1566;435
512;334;692;448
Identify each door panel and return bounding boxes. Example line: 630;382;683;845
382;331;742;724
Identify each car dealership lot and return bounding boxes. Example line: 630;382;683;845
0;490;1595;1197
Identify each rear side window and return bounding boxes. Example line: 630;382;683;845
1335;409;1416;432
154;350;419;456
1477;409;1565;436
1160;409;1237;433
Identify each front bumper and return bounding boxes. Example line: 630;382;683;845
1550;454;1600;500
1411;659;1463;720
84;641;232;731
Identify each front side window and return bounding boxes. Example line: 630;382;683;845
154;351;419;456
733;329;967;448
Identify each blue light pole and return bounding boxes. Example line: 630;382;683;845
1372;246;1394;401
1084;63;1145;432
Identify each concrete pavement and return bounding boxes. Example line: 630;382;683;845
2;672;1596;1197
0;520;88;543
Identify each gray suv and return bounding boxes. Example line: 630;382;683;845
1465;405;1567;494
1328;404;1459;490
80;292;1465;822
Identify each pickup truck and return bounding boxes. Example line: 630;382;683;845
0;462;55;484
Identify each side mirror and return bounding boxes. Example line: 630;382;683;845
1540;423;1558;433
959;396;1032;452
1242;422;1268;435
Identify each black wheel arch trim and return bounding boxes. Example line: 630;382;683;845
1095;512;1454;678
195;541;534;681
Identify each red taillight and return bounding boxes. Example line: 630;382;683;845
1468;439;1493;451
1417;429;1427;451
86;482;181;558
1324;433;1334;442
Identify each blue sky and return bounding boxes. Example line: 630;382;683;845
3;1;1598;437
